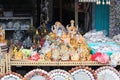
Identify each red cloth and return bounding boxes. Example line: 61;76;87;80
91;52;109;64
29;53;39;61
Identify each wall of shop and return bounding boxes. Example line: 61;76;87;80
110;0;120;37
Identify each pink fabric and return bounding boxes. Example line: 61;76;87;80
91;52;109;64
29;53;39;61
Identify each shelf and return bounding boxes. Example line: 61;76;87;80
5;53;120;72
4;28;28;31
0;16;33;32
0;17;32;20
9;59;120;66
10;60;59;66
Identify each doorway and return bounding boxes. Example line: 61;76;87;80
53;0;93;34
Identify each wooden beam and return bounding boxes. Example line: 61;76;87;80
75;0;78;26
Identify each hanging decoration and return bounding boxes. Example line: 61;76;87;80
78;0;111;5
40;0;49;24
96;0;111;5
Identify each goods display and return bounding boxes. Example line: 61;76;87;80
88;42;120;56
84;30;120;65
83;30;120;58
1;65;120;80
23;69;52;80
7;21;13;28
12;30;25;47
1;19;120;80
83;30;113;43
110;53;120;67
91;52;109;64
9;20;120;66
0;17;31;30
95;66;120;80
49;69;73;80
113;34;120;45
12;20;91;62
0;0;120;79
0;72;23;80
38;23;50;38
69;66;97;80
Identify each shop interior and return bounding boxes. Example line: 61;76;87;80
0;0;120;80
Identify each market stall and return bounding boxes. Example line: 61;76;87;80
5;20;120;73
0;0;120;80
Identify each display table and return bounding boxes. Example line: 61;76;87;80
0;44;6;74
0;59;5;74
5;53;120;72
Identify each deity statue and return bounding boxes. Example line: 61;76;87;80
0;25;6;43
33;29;41;44
51;21;66;39
27;25;36;39
38;23;49;38
22;36;33;49
67;20;78;38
